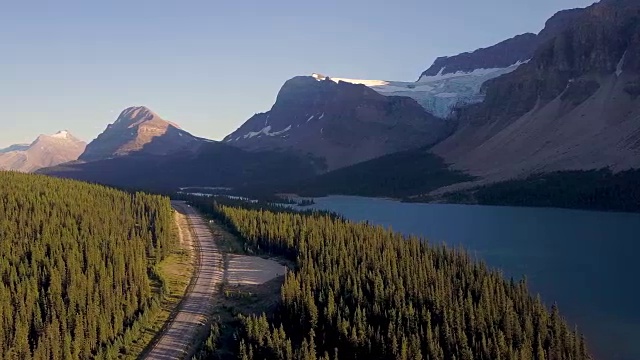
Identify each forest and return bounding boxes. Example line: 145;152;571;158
441;169;640;213
192;197;592;360
0;171;175;359
240;147;472;199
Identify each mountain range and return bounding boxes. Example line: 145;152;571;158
40;106;320;191
33;0;640;212
0;131;86;172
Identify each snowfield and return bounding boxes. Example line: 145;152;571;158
312;60;526;118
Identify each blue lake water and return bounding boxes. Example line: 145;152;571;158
304;195;640;360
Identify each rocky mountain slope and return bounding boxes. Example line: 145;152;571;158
434;0;640;181
224;76;451;171
0;131;86;172
80;106;205;161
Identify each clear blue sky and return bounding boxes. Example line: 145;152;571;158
0;0;596;147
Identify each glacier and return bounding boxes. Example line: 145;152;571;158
312;61;526;119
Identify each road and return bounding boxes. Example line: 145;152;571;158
143;201;223;360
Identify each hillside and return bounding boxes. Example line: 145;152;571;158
0;131;86;172
41;141;321;192
433;0;640;180
0;172;174;358
254;147;473;199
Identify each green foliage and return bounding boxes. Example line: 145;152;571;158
0;171;174;359
445;169;640;213
244;148;473;199
201;201;591;360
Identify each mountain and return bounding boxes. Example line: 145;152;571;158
326;8;584;119
80;106;205;161
264;0;640;214
224;76;451;171
0;131;86;172
433;0;640;181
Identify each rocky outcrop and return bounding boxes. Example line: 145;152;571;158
420;33;539;78
224;76;451;171
0;131;86;172
419;6;585;80
80;106;204;161
434;0;640;179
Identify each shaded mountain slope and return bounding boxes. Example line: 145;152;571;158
41;141;320;192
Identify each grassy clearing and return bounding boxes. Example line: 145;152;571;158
116;210;195;359
190;218;286;360
207;218;246;255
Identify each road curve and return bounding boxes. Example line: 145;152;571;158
144;201;223;360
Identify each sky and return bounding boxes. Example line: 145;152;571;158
0;0;596;147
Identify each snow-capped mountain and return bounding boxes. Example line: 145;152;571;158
315;10;585;119
0;131;86;172
433;0;640;180
225;76;451;171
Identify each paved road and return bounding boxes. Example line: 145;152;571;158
144;201;223;360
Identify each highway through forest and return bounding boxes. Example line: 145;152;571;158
143;201;223;360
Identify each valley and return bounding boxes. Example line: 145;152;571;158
3;0;640;359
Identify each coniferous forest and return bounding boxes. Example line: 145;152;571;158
0;172;174;359
196;198;591;360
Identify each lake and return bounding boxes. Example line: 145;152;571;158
303;195;640;360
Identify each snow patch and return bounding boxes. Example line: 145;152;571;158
51;130;69;139
435;92;459;98
319;113;325;119
417;60;529;83
270;125;292;136
306;115;315;122
616;51;627;77
244;125;292;139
